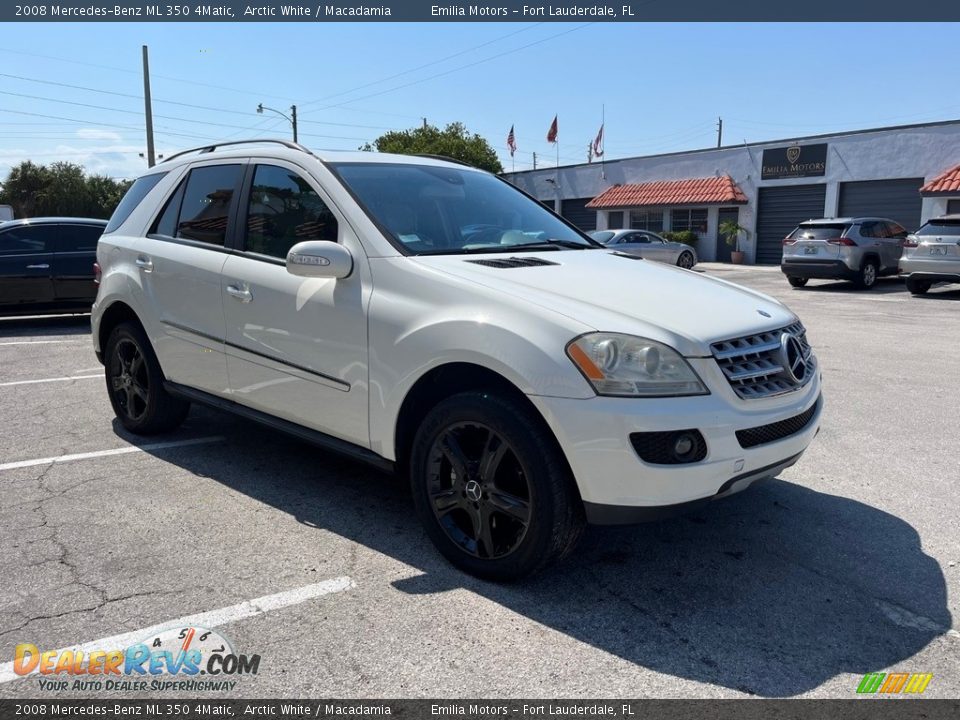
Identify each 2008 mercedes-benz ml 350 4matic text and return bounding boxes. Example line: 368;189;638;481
92;140;823;580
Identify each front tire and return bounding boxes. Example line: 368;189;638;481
854;259;879;289
787;276;808;288
905;277;931;295
105;322;189;435
677;251;695;269
410;391;585;581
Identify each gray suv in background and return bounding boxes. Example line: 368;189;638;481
899;214;960;295
780;217;908;289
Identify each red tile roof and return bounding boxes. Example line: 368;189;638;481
921;164;960;195
586;176;748;208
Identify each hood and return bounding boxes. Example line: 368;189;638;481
410;250;796;356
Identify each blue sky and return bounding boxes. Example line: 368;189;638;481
0;22;958;179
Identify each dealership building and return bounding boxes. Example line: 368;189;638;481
504;119;960;264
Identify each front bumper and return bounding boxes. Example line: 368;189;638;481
781;259;854;280
529;361;822;523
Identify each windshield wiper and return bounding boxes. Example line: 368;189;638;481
505;238;595;250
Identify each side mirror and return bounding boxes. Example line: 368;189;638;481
286;241;353;279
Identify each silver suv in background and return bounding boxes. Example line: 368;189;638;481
899;214;960;295
780;217;908;289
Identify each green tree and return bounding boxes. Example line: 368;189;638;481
0;161;51;217
362;122;503;173
0;161;132;219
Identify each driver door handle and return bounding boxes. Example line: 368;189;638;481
135;256;153;272
226;284;252;303
26;263;50;270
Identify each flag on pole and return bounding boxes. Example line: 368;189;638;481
546;115;558;143
592;124;604;158
506;125;517;157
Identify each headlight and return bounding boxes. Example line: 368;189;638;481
566;333;708;397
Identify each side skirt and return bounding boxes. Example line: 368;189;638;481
164;381;395;474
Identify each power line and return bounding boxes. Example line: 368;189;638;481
301;23;543;108
299;23;594;117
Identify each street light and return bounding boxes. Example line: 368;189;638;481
257;103;298;143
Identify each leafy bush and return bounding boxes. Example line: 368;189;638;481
660;230;699;247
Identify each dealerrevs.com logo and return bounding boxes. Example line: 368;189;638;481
14;626;260;692
856;672;933;695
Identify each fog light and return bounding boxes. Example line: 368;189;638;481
673;434;695;458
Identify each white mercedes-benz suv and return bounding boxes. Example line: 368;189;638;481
92;140;822;580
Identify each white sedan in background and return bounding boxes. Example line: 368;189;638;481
590;229;698;269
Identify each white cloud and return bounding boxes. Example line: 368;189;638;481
75;128;123;142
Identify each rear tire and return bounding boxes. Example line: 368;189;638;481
787;276;808;288
105;322;190;435
409;391;585;581
854;259;879;289
905;277;931;295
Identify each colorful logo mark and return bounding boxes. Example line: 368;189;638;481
857;672;933;695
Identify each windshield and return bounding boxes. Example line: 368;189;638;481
589;230;616;244
788;223;849;240
331;162;597;255
915;220;960;236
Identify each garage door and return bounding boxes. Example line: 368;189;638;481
838;178;924;232
560;198;597;231
756;184;827;264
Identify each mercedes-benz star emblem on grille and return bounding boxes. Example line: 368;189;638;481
779;332;808;384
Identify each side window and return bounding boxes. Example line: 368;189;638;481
58;225;104;252
858;221;876;238
243;164;339;259
151;179;187;238
175;165;243;247
631;233;650;244
0;225;58;255
104;172;166;234
887;222;908;239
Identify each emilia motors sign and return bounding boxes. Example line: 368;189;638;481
761;143;828;180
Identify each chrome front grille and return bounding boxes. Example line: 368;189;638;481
711;322;815;399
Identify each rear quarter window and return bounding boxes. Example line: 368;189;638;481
104;172;167;234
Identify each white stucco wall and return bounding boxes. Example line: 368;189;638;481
506;121;960;263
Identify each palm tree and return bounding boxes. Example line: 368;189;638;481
719;220;749;253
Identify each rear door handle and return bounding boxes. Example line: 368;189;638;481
26;263;50;270
135;256;153;272
226;284;252;303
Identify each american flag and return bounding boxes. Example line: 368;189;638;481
506;125;517;157
546;115;558;143
592;124;604;158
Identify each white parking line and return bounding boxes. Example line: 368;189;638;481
0;437;225;472
0;374;101;387
0;576;356;684
0;340;85;346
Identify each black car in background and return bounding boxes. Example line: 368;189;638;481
0;217;107;316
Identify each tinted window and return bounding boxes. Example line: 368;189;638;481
916;220;960;236
589;231;615;244
104;172;166;234
58;225;104;252
886;222;908;239
859;221;879;238
788;223;849;240
176;165;243;246
151;179;187;238
607;211;624;230
0;225;58;255
626;233;650;244
244;165;338;259
332;162;593;255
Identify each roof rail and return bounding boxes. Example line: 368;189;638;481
413;154;472;167
162;139;313;164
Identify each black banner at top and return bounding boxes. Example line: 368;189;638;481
2;0;960;22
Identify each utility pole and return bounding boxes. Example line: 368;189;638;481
588;143;593;163
291;105;298;143
142;45;156;168
532;152;537;170
717;116;723;148
257;103;298;142
422;117;428;129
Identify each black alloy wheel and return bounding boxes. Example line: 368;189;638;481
109;338;150;423
426;421;532;560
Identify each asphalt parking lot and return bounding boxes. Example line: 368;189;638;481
0;263;957;699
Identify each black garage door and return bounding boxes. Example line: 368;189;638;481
838;178;924;232
560;198;597;231
756;184;827;264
